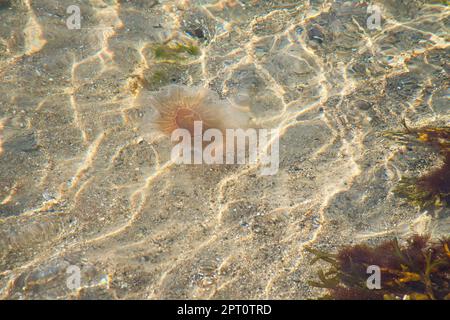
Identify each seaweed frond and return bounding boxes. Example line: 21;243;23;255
307;235;450;300
386;125;450;208
384;125;450;153
152;42;200;62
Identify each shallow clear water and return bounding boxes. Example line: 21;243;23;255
0;0;449;299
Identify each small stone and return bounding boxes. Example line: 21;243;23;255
355;100;371;110
308;26;324;44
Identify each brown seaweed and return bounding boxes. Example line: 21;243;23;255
306;235;450;300
386;125;450;208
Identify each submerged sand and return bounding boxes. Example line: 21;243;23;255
0;0;449;299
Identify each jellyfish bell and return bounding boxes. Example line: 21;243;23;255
134;85;251;143
132;85;279;173
133;85;256;165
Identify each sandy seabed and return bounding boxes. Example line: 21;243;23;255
0;0;449;299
